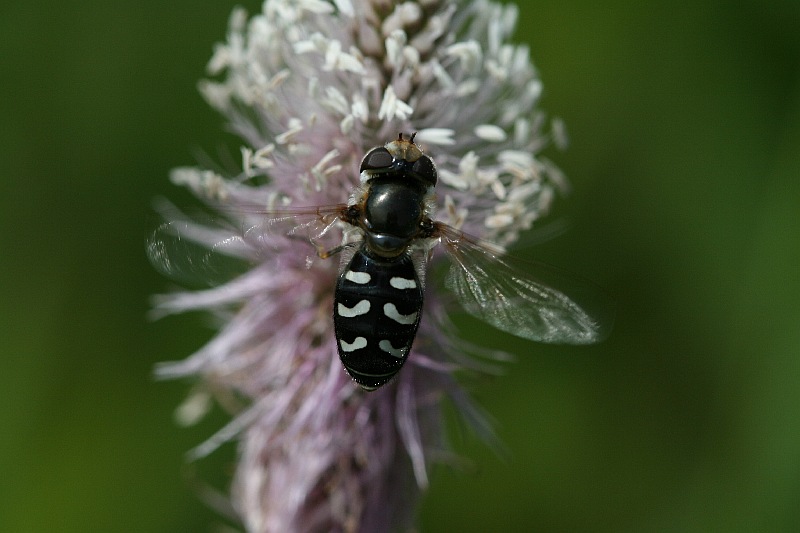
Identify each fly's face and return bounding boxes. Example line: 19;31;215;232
359;134;438;188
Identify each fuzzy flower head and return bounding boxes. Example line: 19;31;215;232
150;0;571;531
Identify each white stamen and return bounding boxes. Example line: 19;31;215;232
551;117;569;150
296;0;335;15
378;86;413;121
475;124;508;142
446;41;482;73
275;118;304;145
332;0;353;17
385;30;407;67
415;128;455;146
382;2;422;36
485;213;514;229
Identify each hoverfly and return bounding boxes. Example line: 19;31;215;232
149;134;613;390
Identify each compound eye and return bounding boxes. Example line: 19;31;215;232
411;155;437;186
360;147;394;172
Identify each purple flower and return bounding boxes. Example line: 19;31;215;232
149;0;572;530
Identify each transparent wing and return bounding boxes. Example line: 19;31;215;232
146;200;350;287
230;202;353;258
436;223;615;344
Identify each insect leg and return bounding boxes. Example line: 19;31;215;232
317;244;347;259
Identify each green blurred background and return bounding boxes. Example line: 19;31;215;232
1;0;798;531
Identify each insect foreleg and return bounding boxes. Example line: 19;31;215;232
317;244;347;259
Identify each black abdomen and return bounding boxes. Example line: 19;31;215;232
334;249;423;390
